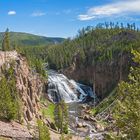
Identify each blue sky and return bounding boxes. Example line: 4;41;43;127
0;0;140;38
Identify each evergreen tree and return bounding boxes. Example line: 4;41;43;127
0;77;17;121
0;64;19;121
54;100;69;134
112;50;140;139
54;103;63;132
2;28;10;51
61;100;69;134
37;119;50;140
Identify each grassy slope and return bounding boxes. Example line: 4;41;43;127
40;97;55;122
42;103;55;122
0;32;65;48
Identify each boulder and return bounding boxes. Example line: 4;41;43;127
83;115;90;121
95;123;105;132
82;122;88;128
0;121;33;139
76;122;83;128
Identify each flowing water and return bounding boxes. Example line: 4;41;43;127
68;102;105;140
48;70;96;103
47;70;104;139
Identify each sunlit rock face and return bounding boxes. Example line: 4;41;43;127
0;51;43;124
0;51;18;67
47;70;96;103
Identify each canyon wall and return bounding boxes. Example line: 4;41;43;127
0;51;44;124
63;52;132;99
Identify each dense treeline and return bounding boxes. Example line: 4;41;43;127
9;22;140;99
14;22;140;71
46;22;140;70
43;22;140;100
47;39;85;69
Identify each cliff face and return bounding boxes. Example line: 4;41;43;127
0;51;44;138
63;52;132;99
15;53;43;124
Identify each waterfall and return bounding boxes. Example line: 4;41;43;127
47;70;96;103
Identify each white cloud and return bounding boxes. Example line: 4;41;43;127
78;0;140;21
8;11;16;15
78;15;95;21
31;11;46;17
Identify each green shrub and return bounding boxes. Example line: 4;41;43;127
37;119;50;140
54;100;69;134
0;65;19;121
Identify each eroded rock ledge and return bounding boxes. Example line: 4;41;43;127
0;121;33;140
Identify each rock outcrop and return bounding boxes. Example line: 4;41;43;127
0;121;33;140
0;51;18;66
0;51;44;138
14;54;43;124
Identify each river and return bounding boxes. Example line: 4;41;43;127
47;70;104;139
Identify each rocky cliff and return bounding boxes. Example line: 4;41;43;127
15;54;44;124
0;51;44;139
63;52;132;99
0;51;44;123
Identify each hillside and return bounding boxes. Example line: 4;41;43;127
44;24;140;99
0;50;84;140
0;23;140;140
16;24;140;100
0;32;65;48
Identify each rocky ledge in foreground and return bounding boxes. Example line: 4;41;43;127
0;121;33;140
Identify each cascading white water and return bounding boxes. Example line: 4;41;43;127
47;70;96;103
